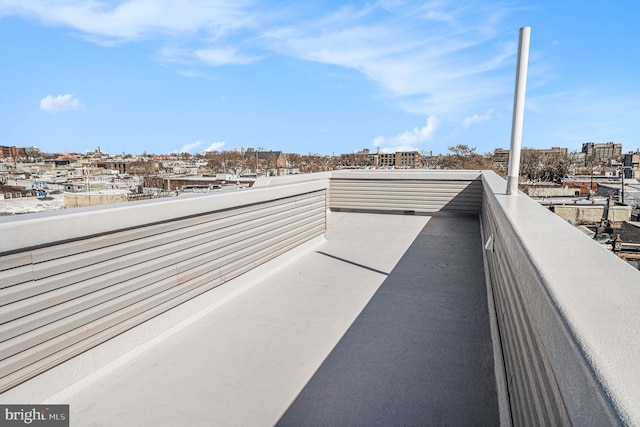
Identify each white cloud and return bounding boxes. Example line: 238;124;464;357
204;141;225;152
1;0;255;43
178;140;204;154
40;94;84;112
373;115;438;152
177;140;225;154
15;1;526;120
5;0;264;69
463;108;494;128
263;2;519;116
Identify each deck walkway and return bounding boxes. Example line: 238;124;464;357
60;212;499;426
278;214;499;426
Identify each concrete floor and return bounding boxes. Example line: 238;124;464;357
63;211;499;426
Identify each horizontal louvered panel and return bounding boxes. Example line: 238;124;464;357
0;223;325;393
33;195;321;271
330;179;479;187
0;254;37;289
0;252;34;271
27;198;291;263
0;217;325;366
0;197;324;307
0;209;325;341
0;208;323;345
330;190;482;199
481;187;571;426
330;200;468;209
331;199;480;211
330;195;483;205
331;189;481;199
331;183;480;190
330;202;479;213
0;189;326;394
330;179;481;213
1;192;324;289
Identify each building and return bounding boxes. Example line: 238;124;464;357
94;160;162;175
243;150;287;174
0;184;29;199
582;142;623;162
0;145;26;159
597;180;640;206
492;148;510;170
493;146;568;170
376;152;396;167
396;151;421;168
63;182;90;192
339;150;421;169
623;151;640;179
340;149;374;167
374;151;421;168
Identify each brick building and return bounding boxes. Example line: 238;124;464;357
375;151;421;168
243;150;287;174
0;146;26;159
582;142;622;161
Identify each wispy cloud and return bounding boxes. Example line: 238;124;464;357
14;1;523;122
40;94;84;112
263;2;518;116
195;48;259;66
1;0;261;72
463;108;494;128
0;0;255;43
373;115;439;152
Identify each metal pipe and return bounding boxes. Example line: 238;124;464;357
506;26;531;195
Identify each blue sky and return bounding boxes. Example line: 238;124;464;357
1;1;639;156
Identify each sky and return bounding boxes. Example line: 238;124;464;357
1;1;639;156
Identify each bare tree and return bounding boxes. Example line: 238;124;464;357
520;149;542;181
206;151;248;175
23;146;42;163
436;145;492;170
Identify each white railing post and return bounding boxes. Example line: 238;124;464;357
506;26;531;195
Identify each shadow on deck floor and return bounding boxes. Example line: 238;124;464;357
277;216;500;426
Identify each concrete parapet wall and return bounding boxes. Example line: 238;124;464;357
0;182;327;396
481;170;640;426
553;205;632;224
526;186;578;197
63;191;129;208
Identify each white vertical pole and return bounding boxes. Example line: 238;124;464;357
506;26;531;195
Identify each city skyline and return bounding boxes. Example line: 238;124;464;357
1;1;639;156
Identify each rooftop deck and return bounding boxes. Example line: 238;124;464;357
57;212;499;426
2;170;640;426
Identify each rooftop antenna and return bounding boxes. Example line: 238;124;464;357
506;26;531;195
